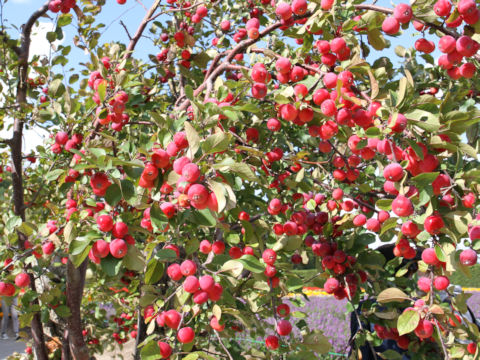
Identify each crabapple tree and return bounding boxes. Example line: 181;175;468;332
0;0;480;359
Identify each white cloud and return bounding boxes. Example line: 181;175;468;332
30;22;63;60
11;0;32;3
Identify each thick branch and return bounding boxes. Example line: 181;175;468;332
66;259;89;360
8;3;51;360
176;13;311;112
124;0;161;59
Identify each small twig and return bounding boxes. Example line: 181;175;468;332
214;330;234;360
434;321;450;360
120;20;132;40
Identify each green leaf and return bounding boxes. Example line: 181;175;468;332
380;350;404;360
183;354;199;360
105;183;122;206
150;203;168;231
365;126;381;137
397;77;408;107
190;209;216;227
434;244;447;262
97;80;106;102
184;121;200;158
123;245;145;272
397;309;420;335
185;238;199;255
228;162;257;182
45;169;64;182
58;14;73;27
238;255;264;273
120;179;136;203
63;221;76;244
208;180;226;213
55;305;71;318
212;304;222;320
292;311;307;318
17;222;36;236
220;260;243;276
5;216;22;233
377;288;410;303
46;31;57;43
49;79;65;98
286;277;304;291
411;172;439;189
101;255;123;277
458;142;477;158
405;139;425;160
145;259;164;285
367;29;387;50
140;340;162;360
185;85;193;100
155;249;178;262
376;199;392;211
202;132;231;154
69;237;91;256
302;330;331;354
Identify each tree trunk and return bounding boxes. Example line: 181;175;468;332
7;2;52;359
62;329;72;360
66;259;90;360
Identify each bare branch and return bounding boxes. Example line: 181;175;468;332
120;20;132;40
148;1;209;22
214;330;234;360
124;0;162;59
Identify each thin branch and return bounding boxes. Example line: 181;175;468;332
434;321;450;360
135;0;148;11
120;20;132;41
214;330;234;360
176;12;312;112
148;1;209;22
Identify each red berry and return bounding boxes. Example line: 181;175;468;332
433;275;450;290
415;319;434;339
109;239;127;258
459;249;477;266
177;327;195;343
262;249;277;265
265;335;279;350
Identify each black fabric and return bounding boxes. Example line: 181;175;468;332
348;300;480;359
348;306;410;360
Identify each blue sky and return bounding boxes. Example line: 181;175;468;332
3;0;443;69
1;0;443;154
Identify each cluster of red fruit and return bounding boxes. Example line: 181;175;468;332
380;2;478;79
48;0;76;14
89;58;130;132
268;193;372;300
0;268;30;298
141;258;223;357
89;215;135;263
111;313;136;345
136;134;219;224
264;303;294;350
52;131;82;154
